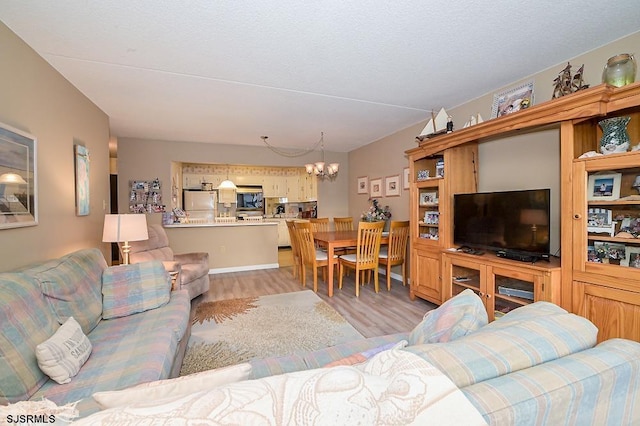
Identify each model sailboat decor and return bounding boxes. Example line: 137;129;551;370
416;108;450;142
463;113;484;128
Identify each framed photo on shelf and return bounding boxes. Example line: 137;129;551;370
593;241;626;264
403;167;410;190
385;175;401;197
419;191;438;206
370;177;382;197
491;81;534;118
357;176;368;194
625;247;640;268
587;172;622;201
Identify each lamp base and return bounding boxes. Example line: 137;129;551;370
122;242;131;265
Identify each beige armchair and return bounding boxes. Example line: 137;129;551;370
123;224;210;300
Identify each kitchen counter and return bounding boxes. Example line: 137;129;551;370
164;221;277;228
164;221;278;273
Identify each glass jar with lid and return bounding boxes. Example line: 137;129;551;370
602;53;637;87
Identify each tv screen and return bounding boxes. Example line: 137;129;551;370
453;189;550;257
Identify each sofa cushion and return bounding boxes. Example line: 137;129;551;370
30;289;191;418
36;317;92;385
408;289;487;345
102;261;171;319
27;249;106;334
0;273;58;404
404;304;598;388
92;362;252;409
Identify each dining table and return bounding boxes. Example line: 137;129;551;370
313;230;389;297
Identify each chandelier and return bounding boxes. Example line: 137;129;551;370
260;132;339;180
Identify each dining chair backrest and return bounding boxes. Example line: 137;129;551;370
310;217;330;233
386;220;410;262
286;220;301;260
333;217;354;231
294;220;316;265
356;220;385;267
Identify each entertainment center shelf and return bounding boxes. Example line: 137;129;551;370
443;250;561;321
407;82;640;342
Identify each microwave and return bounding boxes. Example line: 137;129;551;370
236;186;263;211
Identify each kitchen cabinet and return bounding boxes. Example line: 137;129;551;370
265;218;291;247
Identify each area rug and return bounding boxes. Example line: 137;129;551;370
179;290;363;375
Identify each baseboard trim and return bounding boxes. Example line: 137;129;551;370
209;263;280;274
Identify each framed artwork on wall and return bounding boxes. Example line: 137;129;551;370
370;177;382;197
357;176;368;194
74;144;90;216
385;175;400;197
403;167;410;190
0;122;37;229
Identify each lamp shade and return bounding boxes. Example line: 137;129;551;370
102;214;149;243
520;209;548;226
217;179;237;190
0;172;27;184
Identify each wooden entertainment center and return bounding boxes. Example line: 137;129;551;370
407;82;640;342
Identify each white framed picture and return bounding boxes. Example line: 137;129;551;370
370;177;382;197
625;247;640;268
419;191;438;206
491;81;534;118
403;167;410;190
587;172;622;201
385;175;401;197
357;176;368;194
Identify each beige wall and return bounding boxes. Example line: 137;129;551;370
116;137;349;224
0;22;110;271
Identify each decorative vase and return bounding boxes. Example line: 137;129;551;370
599;116;631;155
602;53;637;87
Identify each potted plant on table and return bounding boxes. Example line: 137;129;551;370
361;199;392;230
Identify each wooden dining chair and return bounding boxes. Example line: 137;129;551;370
338;220;385;297
333;217;354;231
294;220;334;293
285;220;302;280
332;216;356;256
310;217;330;250
378;220;410;290
310;217;330;233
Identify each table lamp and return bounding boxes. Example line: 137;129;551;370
102;214;149;264
520;209;548;247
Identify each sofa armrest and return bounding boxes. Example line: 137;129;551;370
162;260;181;274
174;252;209;265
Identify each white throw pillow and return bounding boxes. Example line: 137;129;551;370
35;316;92;384
92;363;252;409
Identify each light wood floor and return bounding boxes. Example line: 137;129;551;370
196;248;436;338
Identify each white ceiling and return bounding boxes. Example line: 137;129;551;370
1;1;639;152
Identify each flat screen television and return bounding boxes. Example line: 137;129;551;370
453;188;551;259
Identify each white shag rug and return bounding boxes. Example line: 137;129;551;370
180;290;363;375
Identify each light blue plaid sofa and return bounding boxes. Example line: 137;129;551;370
249;295;640;425
0;248;191;418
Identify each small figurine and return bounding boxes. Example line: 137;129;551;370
446;116;454;133
553;62;589;99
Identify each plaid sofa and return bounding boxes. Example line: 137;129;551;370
0;248;191;418
249;301;640;425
